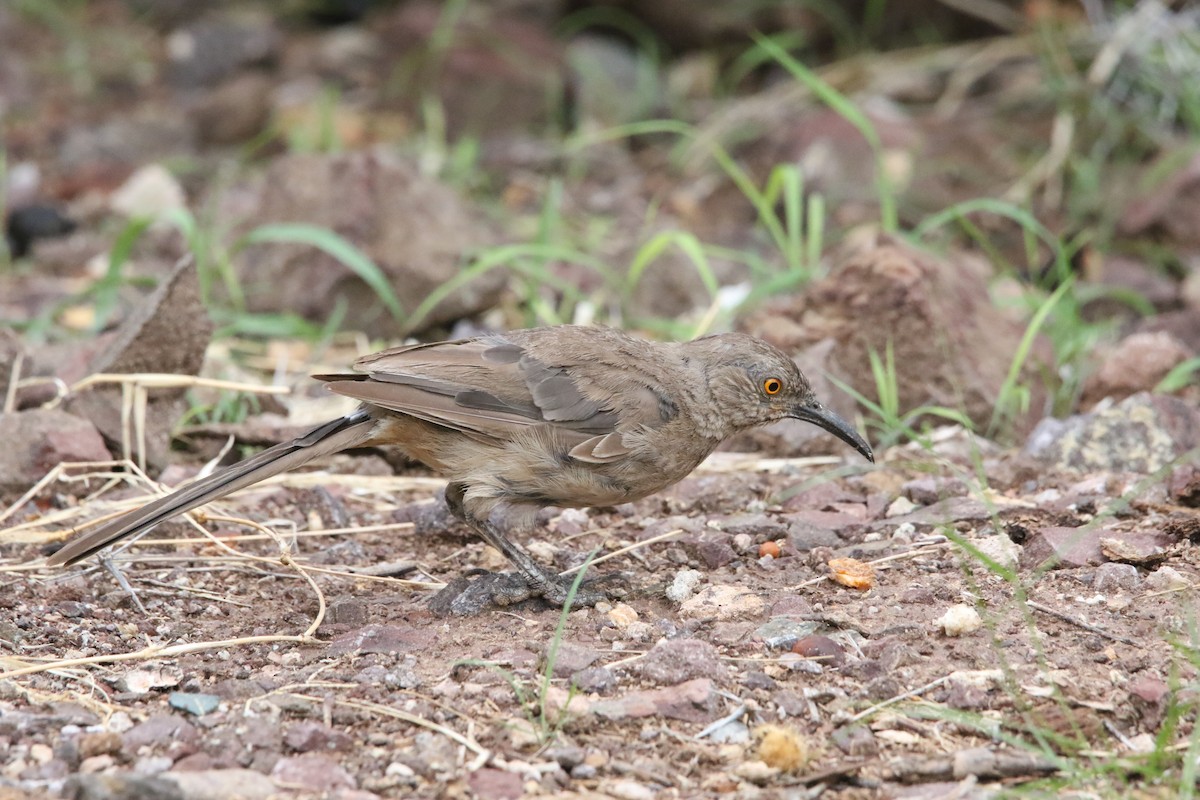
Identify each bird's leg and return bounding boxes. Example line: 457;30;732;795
432;482;611;614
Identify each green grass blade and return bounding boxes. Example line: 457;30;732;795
239;223;404;322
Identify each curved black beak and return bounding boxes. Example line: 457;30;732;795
792;400;874;463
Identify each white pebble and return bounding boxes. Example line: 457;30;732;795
666;569;704;603
936;604;982;636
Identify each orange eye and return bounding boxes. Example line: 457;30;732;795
763;378;783;395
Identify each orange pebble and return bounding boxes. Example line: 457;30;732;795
827;556;875;589
759;540;782;559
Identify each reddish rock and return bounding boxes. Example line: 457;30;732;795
792;635;845;667
1019;526;1107;570
231;150;506;336
1120;149;1200;246
0;409;110;492
379;3;565;139
122;714;199;761
270;753;356;793
1081;331;1192;407
639;639;726;685
591;678;717;723
741;239;1054;448
192;71;274;145
467;767;524;800
680;533;737;569
544;641;601;679
63;257;213;470
1168;464;1200;507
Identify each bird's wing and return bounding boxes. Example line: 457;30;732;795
317;337;648;462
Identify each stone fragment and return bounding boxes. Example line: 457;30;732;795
66;774;184;800
972;533;1022;571
284;722;352;753
167;14;280;88
903;476;968;504
605;780;658;800
63;257;213;470
592;679;716;722
110;164;186;220
122;715;198;754
679;584;765;621
167;693;220;716
168;769;277;800
665;569;704;603
742;241;1054;444
1145;566;1191;592
751;618;820;650
545;642;601;679
467;767;523;800
1093;562;1141;592
831;725;878;756
792;635;845;667
1168;464;1200;507
1100;531;1174;566
1019;526;1107;570
192;72;274;145
638;639;726;685
269;753;356;793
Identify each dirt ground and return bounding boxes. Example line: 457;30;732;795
2;434;1197;798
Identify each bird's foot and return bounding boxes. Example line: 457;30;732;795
428;569;624;617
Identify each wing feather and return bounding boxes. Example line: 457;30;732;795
323;333;665;460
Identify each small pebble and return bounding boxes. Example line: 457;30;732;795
607;603;639;628
608;780;656;800
758;541;781;559
1145;565;1190;592
885;497;918;517
666;569;704;603
791;635;844;667
1093;562;1140;592
936;604;982;636
168;692;221;716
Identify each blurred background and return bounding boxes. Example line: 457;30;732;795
1;0;1198;458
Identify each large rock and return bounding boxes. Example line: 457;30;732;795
1025;392;1200;475
739;238;1054;452
378;3;566;139
1080;331;1192;407
231;151;507;335
63;258;213;470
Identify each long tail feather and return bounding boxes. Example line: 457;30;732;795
47;411;377;566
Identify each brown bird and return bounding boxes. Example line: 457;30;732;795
48;325;873;614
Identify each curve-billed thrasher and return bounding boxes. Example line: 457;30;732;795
48;325;872;613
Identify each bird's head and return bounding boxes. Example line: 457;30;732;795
688;333;874;463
